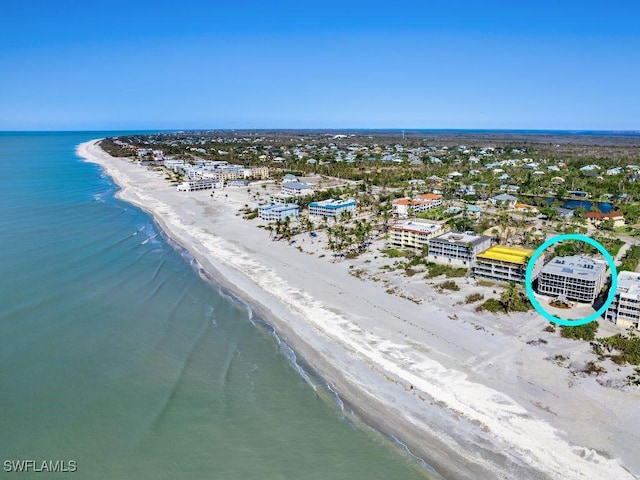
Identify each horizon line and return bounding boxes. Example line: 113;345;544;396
2;128;639;134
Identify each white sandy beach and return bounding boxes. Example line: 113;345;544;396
78;140;640;480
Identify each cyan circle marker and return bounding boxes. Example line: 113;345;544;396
525;233;618;326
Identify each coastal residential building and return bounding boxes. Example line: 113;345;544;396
514;203;538;214
557;208;574;220
257;203;300;222
489;194;518;209
537;255;607;303
176;179;223;191
163;159;186;171
227;179;250;187
466;205;482;218
243;166;269;179
605;271;640;330
408;179;425;186
218;165;244;180
569;190;590;198
427;232;492;267
308;198;357;218
474;246;542;283
282;181;314;196
200;171;225;181
584;211;625;228
389;220;445;250
392;193;443;218
270;193;297;204
185;163;244;182
416;193;443;204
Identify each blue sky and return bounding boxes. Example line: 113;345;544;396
1;1;639;130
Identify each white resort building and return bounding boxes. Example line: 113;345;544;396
281;181;314;196
308;198;357;218
243;166;269;179
164;158;186;171
176;179;223;191
392;193;443;218
427;232;492;267
257;203;300;222
389;220;445;250
605;271;640;330
537;255;607;303
184;162;244;182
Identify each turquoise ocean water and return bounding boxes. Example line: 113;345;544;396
0;132;433;479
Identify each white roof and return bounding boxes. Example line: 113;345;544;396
431;231;491;247
391;220;440;234
542;255;606;281
616;271;640;298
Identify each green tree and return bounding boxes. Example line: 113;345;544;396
600;218;614;231
500;282;521;314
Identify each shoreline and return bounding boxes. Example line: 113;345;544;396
81;142;455;479
78;139;639;480
143;199;444;475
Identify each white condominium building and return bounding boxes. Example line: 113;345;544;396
605;271;640;330
537;255;607;303
176;179;223;191
308;198;356;218
257;203;300;222
427;232;492;267
389;220;444;250
243;166;269;179
392;193;443;218
281;181;314;196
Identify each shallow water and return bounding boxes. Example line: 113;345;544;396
0;132;434;479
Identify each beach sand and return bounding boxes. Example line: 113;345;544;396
78;140;640;480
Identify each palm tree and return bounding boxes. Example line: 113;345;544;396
326;227;334;250
283;216;292;241
500;282;521;314
303;217;314;236
274;218;282;239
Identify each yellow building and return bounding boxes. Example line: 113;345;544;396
473;245;539;283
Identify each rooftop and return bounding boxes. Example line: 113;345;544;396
390;220;441;234
259;203;299;212
616;271;640;297
393;194;442;206
430;231;491;247
309;198;356;208
393;198;418;206
541;255;607;281
476;246;534;265
282;181;312;190
492;193;517;201
584;211;624;219
416;193;442;201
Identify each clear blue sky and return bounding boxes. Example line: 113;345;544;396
1;1;638;130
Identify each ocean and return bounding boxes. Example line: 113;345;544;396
0;132;432;479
